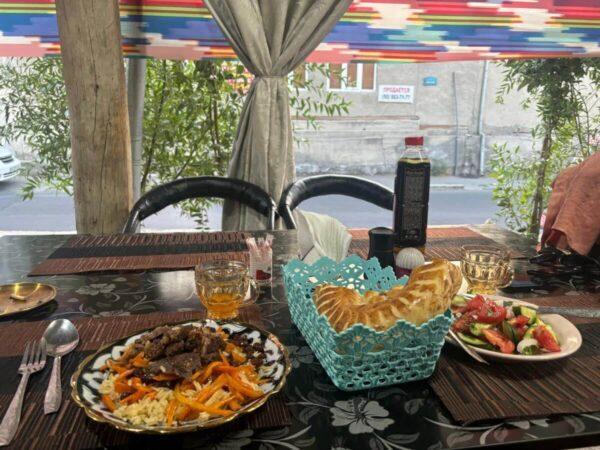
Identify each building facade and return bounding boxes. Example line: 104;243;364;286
293;61;538;176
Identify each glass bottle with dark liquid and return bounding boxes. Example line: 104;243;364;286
393;136;430;251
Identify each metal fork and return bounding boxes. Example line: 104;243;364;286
0;339;47;447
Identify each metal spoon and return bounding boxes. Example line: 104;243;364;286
42;319;79;414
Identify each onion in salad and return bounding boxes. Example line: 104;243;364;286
517;338;539;355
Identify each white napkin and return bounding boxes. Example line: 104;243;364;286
295;210;352;264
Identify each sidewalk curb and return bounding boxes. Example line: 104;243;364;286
431;184;465;190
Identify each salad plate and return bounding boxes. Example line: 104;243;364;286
448;294;582;362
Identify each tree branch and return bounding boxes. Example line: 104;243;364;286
141;60;168;192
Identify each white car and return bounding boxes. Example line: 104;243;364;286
0;147;21;181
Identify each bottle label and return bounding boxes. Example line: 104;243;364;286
398;204;427;243
403;165;428;203
393;160;430;247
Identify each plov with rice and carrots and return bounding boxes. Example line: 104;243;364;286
98;323;272;427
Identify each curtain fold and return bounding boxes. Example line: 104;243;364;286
205;0;353;231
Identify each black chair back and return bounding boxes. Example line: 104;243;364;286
123;177;277;232
279;175;394;229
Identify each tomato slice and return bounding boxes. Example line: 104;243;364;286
452;310;477;333
515;326;527;340
533;326;561;353
476;302;507;324
455;295;485;314
466;295;486;312
482;329;515;354
510;315;530;328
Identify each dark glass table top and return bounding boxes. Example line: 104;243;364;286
0;226;598;449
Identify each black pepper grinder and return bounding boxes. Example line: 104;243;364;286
368;227;396;269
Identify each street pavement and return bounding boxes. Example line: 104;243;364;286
0;175;504;233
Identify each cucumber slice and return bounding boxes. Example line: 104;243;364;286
457;332;494;349
523;325;537;340
519;306;537;324
521;345;539;355
451;295;467;307
469;322;494;337
501;321;519;344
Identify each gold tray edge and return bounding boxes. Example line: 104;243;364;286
0;283;57;318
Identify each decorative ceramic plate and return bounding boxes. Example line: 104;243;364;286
70;319;290;434
0;283;56;317
448;295;582;362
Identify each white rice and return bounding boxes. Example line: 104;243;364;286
114;388;174;426
99;374;174;426
98;373;117;395
97;365;261;427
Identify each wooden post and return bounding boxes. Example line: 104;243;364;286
56;0;133;234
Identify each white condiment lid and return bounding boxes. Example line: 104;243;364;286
395;247;425;269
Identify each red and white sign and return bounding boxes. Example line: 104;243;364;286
378;85;414;103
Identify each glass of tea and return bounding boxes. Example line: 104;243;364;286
195;260;258;319
460;245;514;295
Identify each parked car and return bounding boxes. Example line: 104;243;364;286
0;146;21;182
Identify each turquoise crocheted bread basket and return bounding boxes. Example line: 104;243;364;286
283;255;452;391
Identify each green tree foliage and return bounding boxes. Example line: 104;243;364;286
0;57;350;227
141;60;248;226
289;63;350;125
0;58;71;199
490;58;600;237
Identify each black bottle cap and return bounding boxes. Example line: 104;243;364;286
368;227;395;269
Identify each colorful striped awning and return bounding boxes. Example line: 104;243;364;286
0;1;599;62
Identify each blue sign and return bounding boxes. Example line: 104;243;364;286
423;76;437;86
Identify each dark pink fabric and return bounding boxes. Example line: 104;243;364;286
541;153;600;255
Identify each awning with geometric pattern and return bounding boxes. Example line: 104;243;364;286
1;0;599;62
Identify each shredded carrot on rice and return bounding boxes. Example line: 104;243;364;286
101;394;116;412
101;328;267;426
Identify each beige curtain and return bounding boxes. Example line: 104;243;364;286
205;0;352;231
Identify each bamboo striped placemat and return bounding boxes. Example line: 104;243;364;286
29;232;250;276
29;227;524;276
429;319;600;424
348;226;526;261
0;310;291;450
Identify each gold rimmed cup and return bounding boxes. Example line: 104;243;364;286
460;245;514;295
194;260;258;319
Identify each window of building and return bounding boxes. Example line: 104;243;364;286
328;63;376;91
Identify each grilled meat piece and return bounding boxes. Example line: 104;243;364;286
164;341;186;356
228;333;265;367
134;325;225;362
146;352;205;379
132;325;227;379
143;340;165;360
200;332;222;356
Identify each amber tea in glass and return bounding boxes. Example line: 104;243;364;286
195;260;258;319
460;245;514;295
